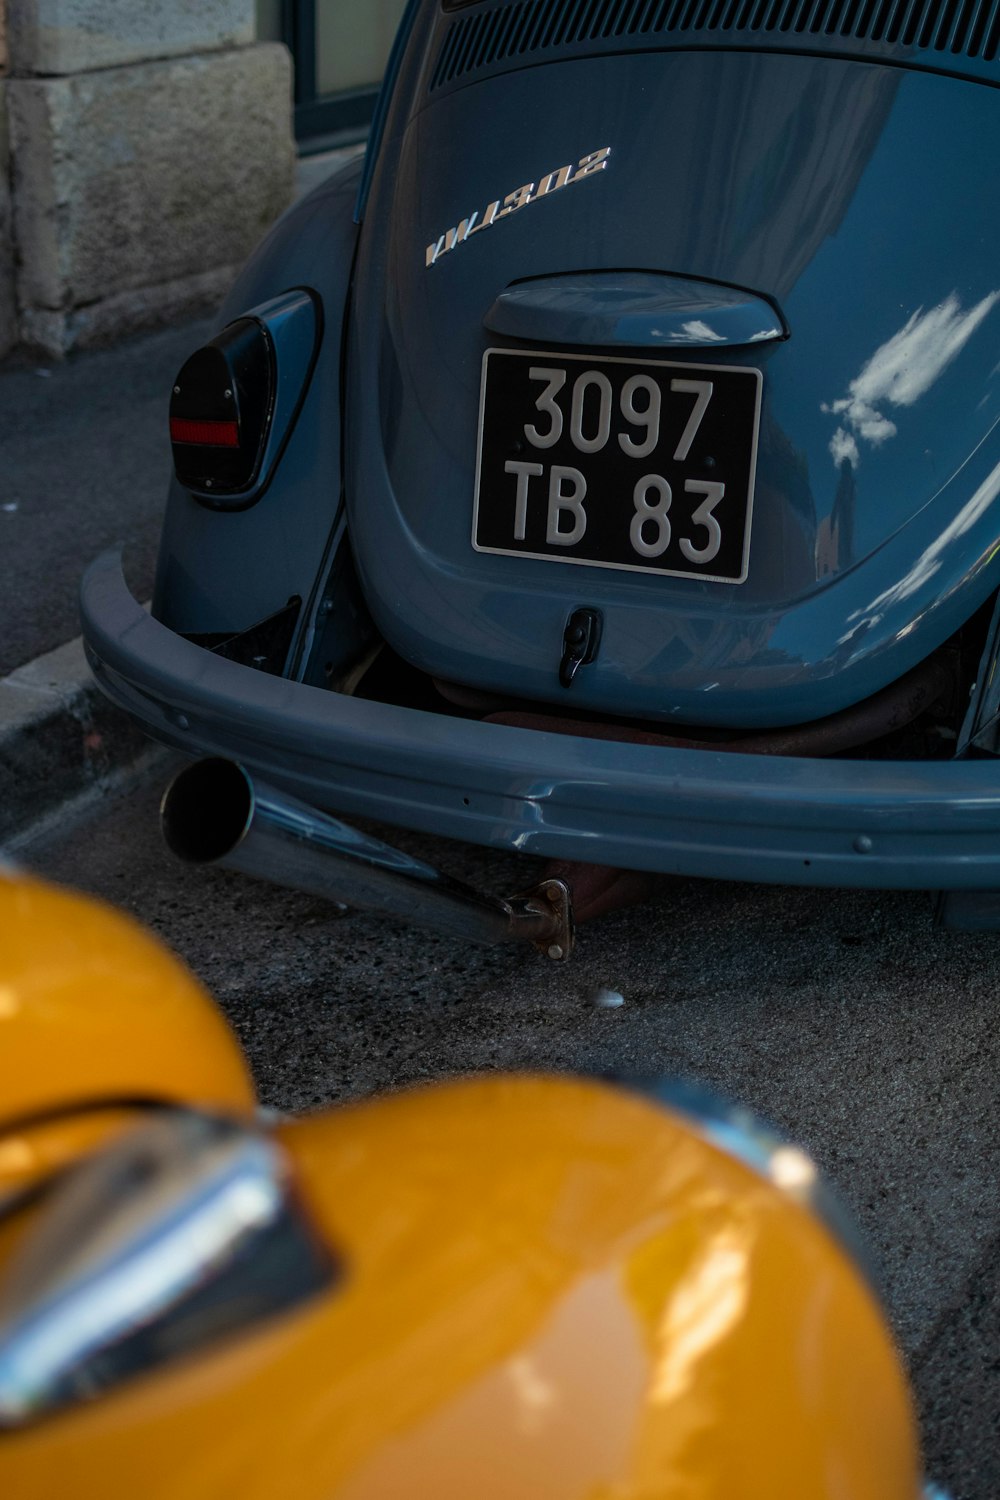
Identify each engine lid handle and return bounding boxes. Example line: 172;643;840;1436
484;271;787;350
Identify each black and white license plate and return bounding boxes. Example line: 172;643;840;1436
472;348;762;584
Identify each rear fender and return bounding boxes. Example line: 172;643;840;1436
152;157;364;643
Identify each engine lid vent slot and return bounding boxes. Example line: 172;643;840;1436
430;0;1000;88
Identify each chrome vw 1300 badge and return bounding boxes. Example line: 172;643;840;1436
425;147;612;268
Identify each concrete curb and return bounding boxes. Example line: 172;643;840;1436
0;633;150;846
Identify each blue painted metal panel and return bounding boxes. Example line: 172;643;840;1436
153;157;364;638
347;50;1000;726
83;551;1000;890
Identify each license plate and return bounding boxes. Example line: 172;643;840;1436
472;348;762;584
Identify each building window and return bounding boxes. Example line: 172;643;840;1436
258;1;409;149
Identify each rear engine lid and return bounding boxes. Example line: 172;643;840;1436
346;48;1000;727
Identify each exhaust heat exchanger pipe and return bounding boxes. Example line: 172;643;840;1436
161;759;574;959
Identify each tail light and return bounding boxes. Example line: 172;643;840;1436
169;319;275;499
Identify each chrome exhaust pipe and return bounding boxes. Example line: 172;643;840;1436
161;759;573;959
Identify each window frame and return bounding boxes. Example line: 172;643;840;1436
280;0;384;147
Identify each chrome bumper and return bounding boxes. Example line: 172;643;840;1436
82;549;1000;891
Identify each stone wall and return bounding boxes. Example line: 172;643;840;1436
0;1;294;358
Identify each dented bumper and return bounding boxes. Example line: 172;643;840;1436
82;549;1000;892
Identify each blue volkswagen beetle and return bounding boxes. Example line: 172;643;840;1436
81;0;1000;952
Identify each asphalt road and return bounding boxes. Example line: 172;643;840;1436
0;320;212;679
23;759;1000;1500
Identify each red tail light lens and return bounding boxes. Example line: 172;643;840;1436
169;319;275;498
168;419;240;448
